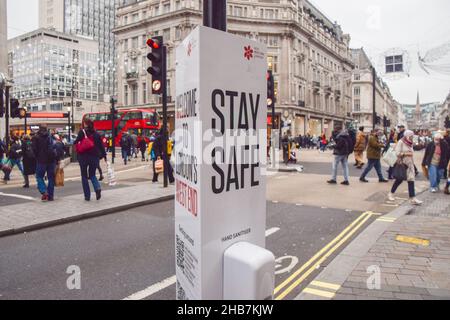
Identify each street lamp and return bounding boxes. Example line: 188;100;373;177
67;106;71;142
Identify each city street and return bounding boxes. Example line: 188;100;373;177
0;149;432;300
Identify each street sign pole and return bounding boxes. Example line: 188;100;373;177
5;85;10;147
24;113;27;135
110;97;116;164
162;45;168;188
372;66;376;131
203;0;227;32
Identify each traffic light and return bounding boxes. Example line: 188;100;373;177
0;88;4;118
267;70;275;107
10;98;20;118
375;113;381;125
445;116;450;129
383;116;387;128
146;36;164;95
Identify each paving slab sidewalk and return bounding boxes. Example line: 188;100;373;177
0;184;175;237
296;191;450;300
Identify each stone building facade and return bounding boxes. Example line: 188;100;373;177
113;0;354;137
351;48;399;132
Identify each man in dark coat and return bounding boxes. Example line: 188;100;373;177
152;129;175;184
32;127;57;201
328;127;352;186
21;135;36;188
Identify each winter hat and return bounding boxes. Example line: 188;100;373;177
404;130;414;138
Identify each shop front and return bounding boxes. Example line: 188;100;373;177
308;117;322;137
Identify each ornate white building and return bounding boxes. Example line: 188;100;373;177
351;48;399;132
113;0;354;137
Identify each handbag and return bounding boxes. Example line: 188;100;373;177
421;165;429;180
393;162;408;181
55;166;65;187
106;161;117;187
155;157;164;174
75;130;95;154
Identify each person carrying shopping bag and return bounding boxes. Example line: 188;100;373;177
74;118;107;201
387;130;423;205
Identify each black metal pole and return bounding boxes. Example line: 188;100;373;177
68;111;71;141
372;67;376;131
203;0;227;32
5;86;10;148
162;45;168;188
111;97;116;164
24;114;27;135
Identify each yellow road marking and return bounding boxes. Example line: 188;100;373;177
274;212;372;296
303;287;336;299
396;235;430;247
275;212;374;300
310;281;341;291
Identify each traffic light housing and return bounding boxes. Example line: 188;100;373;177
445;116;450;129
267;70;275;107
10;98;20;118
147;36;164;95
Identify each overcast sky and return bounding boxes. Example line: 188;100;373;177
7;0;450;104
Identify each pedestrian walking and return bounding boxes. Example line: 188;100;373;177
359;129;389;183
32;127;57;201
74;118;107;201
281;132;290;165
152;129;175;184
131;132;138;159
138;135;147;162
353;127;367;169
327;127;353;186
387;130;423;205
3;136;25;184
120;132;132;165
21;135;36;188
422;133;450;193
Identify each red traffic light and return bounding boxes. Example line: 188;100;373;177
147;38;160;49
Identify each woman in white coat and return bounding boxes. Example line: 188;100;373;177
388;130;423;205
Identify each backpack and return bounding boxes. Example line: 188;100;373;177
47;137;59;161
121;136;130;148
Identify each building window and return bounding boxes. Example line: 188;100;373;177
354;99;360;112
143;82;147;104
354;87;360;96
267;55;278;73
132;84;138;105
354;73;360;81
132;37;138;49
124;85;128;105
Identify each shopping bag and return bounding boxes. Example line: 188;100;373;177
421;165;429;180
106;161;117;187
382;147;398;167
0;159;12;175
59;157;71;169
55;167;65;187
155;157;164;174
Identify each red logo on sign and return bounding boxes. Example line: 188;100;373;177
244;46;254;60
187;42;192;56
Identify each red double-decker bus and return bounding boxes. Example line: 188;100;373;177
82;108;160;146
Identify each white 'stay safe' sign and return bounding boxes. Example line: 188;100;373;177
174;26;268;300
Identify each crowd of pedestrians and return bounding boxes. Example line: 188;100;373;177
325;124;450;205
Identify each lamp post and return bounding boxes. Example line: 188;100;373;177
67;106;71;142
